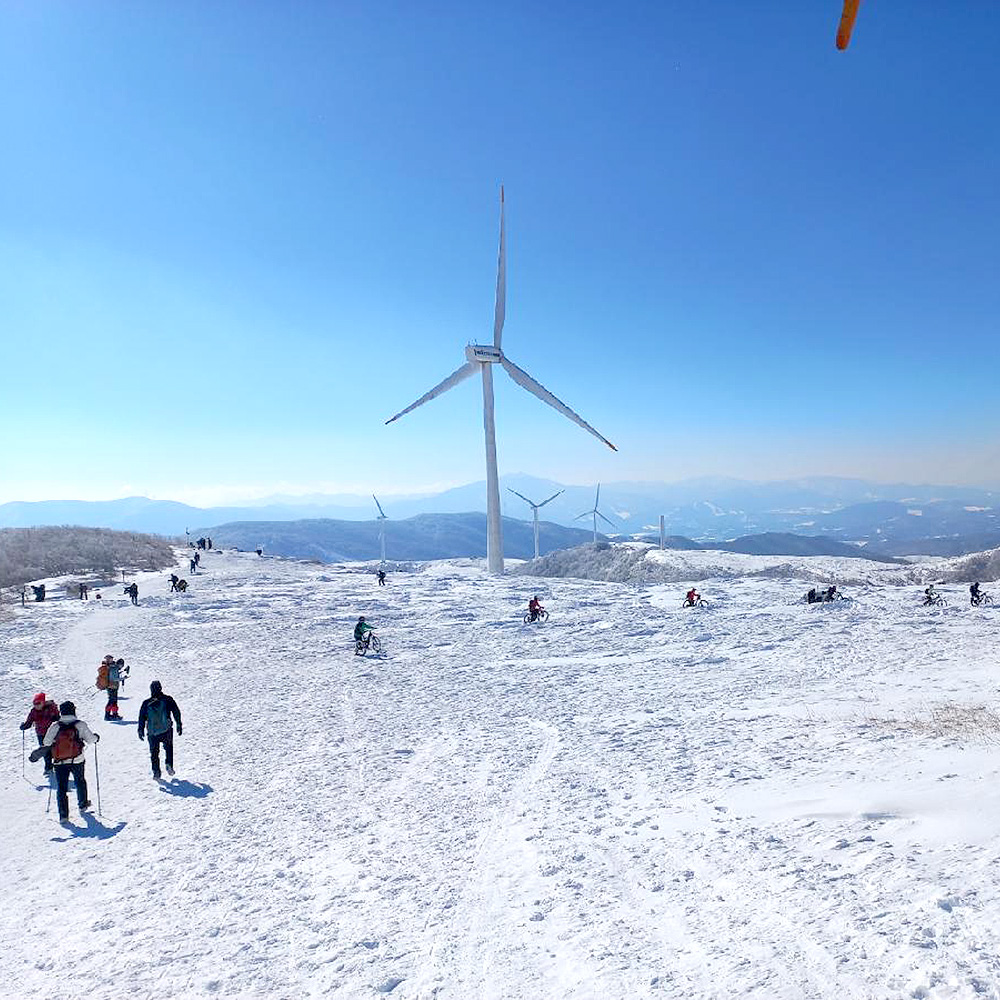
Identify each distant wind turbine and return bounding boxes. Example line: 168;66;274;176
508;487;564;560
385;188;616;574
575;483;616;546
373;494;388;565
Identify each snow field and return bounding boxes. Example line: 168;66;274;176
2;549;1000;999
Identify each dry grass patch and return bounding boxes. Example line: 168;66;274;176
865;702;1000;743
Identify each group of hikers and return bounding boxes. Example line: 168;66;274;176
19;656;183;824
806;586;840;604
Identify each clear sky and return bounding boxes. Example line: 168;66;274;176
2;1;999;505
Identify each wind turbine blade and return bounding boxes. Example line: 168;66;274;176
493;186;506;349
574;511;590;520
507;488;535;507
500;356;617;451
372;494;386;518
537;490;563;508
385;361;478;425
596;510;616;527
595;483;601;507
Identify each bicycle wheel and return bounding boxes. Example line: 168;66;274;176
370;635;381;653
523;613;532;624
983;596;994;606
354;639;365;656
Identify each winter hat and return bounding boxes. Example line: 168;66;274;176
150;680;163;696
59;700;76;716
33;692;46;705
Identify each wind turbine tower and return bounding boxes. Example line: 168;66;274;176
575;483;616;546
373;495;388;565
507;487;564;560
386;189;616;574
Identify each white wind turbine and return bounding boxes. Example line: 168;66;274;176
372;495;388;565
386;188;616;574
507;487;564;560
575;483;616;546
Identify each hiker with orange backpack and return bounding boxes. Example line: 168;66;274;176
36;701;99;823
19;693;60;774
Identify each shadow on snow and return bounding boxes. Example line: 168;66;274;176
159;779;213;798
50;814;127;842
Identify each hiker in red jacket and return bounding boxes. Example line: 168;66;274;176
20;693;60;774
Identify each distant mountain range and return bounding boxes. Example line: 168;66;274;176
205;513;595;562
2;475;998;557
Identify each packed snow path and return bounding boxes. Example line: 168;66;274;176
2;550;1000;999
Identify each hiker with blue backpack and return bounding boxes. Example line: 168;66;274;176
137;681;183;779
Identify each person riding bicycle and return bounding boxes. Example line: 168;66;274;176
354;616;374;642
971;582;982;605
685;588;700;607
825;585;838;602
527;596;544;622
924;584;938;605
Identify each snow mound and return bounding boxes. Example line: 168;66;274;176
513;542;925;586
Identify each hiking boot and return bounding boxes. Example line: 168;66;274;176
152;772;161;779
166;766;175;776
80;801;92;811
59;814;70;823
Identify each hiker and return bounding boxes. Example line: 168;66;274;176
137;681;182;779
32;584;46;602
169;573;180;592
377;569;386;586
207;537;212;549
39;701;98;823
128;582;139;605
194;551;201;568
79;583;89;600
105;658;124;720
20;693;60;774
189;556;197;573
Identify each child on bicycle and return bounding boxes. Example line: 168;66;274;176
527;596;544;622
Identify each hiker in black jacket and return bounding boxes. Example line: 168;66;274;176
137;681;182;779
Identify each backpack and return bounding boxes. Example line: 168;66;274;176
51;722;84;762
146;699;171;737
96;663;109;690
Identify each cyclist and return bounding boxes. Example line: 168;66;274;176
684;588;701;607
354;616;375;653
924;584;938;606
825;585;838;602
527;596;544;622
970;582;982;606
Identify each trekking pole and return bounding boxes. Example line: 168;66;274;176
94;743;103;817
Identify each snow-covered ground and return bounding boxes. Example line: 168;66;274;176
2;549;1000;999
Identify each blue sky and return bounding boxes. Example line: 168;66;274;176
2;2;999;504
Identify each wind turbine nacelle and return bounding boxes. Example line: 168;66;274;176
466;344;503;364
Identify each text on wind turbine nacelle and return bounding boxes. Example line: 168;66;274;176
466;344;503;363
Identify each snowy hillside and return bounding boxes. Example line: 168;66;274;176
3;548;1000;998
516;542;928;587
